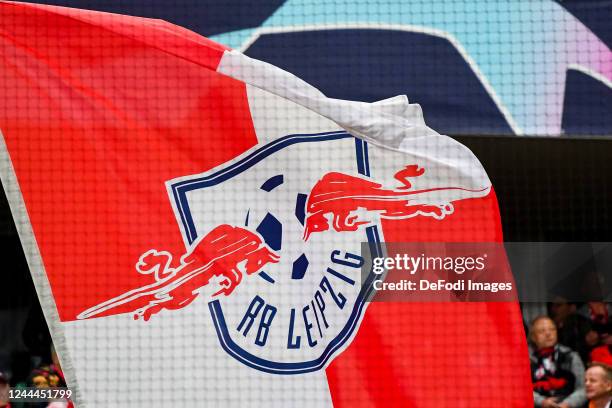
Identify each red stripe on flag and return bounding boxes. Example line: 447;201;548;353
326;191;533;407
1;1;227;70
0;3;256;321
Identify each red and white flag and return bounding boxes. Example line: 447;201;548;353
0;2;532;406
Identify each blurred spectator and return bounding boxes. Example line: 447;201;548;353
550;298;594;363
579;302;612;347
29;369;49;389
29;365;65;390
0;372;9;408
585;363;612;408
529;316;587;408
28;365;67;408
591;346;612;367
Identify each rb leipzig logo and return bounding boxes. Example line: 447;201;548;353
79;131;486;374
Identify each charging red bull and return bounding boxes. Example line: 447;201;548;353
303;165;488;240
77;225;279;321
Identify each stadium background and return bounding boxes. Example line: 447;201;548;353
0;0;611;397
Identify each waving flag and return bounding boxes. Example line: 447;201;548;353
0;2;532;406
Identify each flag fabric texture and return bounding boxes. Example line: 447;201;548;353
0;2;532;406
